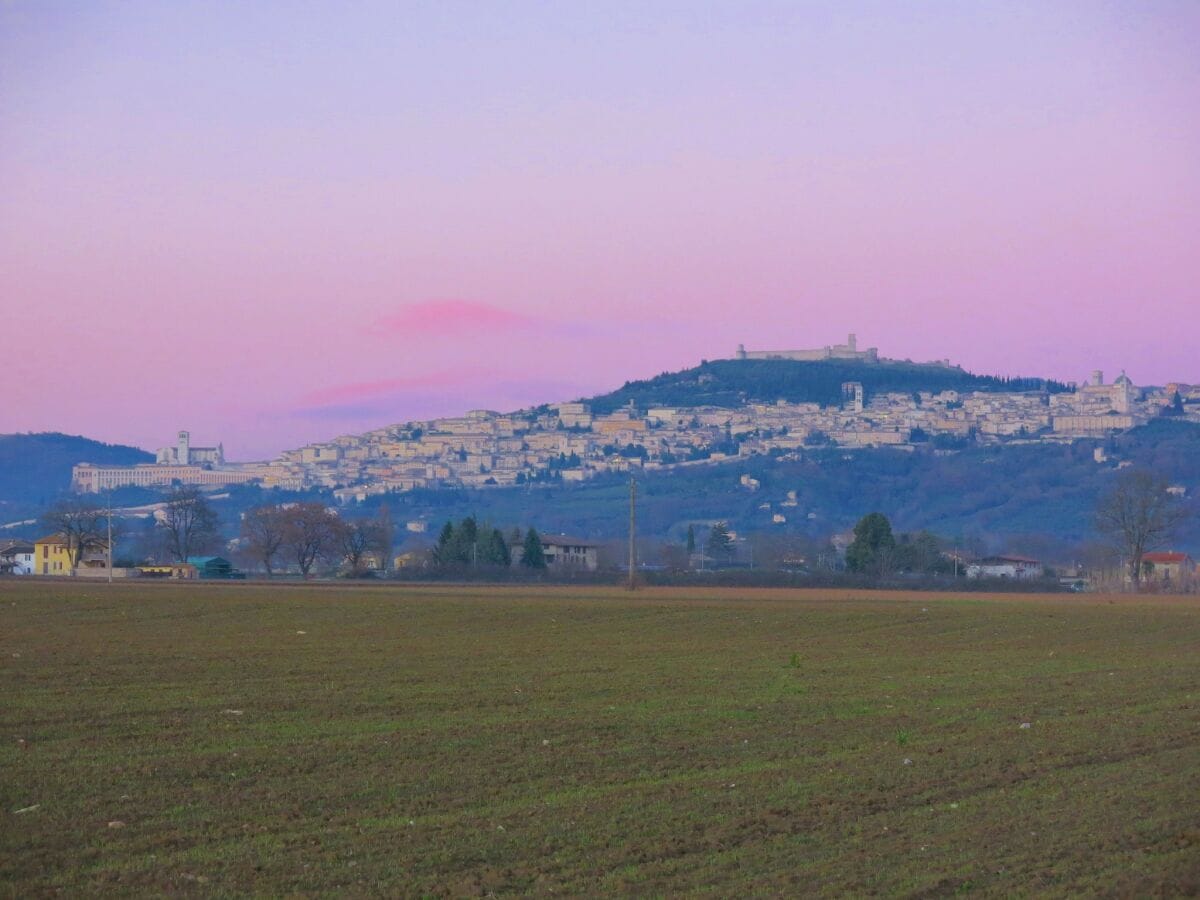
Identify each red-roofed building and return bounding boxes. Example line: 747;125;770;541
1140;552;1196;585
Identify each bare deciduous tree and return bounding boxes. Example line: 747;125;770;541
1095;470;1189;590
157;487;222;563
281;503;343;577
240;506;288;576
338;519;374;576
41;499;109;576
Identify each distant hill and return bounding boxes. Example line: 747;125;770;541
584;358;1071;413
0;433;152;509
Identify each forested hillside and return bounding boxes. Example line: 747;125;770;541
0;433;151;508
584;358;1072;413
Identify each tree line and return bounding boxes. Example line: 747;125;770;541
431;517;548;570
40;488;395;578
36;464;1194;590
239;502;393;577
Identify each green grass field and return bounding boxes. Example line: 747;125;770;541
3;581;1199;896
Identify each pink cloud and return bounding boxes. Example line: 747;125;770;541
375;300;535;336
301;370;475;407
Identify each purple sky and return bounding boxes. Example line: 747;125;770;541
2;1;1198;459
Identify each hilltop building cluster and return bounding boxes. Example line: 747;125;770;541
732;334;953;368
250;369;1191;499
70;366;1198;497
73;430;273;493
734;333;881;363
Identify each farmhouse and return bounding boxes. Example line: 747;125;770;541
1140;551;1195;585
510;535;601;571
32;534;111;576
540;536;600;571
0;540;35;575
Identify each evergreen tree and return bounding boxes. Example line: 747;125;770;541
686;524;696;554
491;528;512;567
521;527;547;569
845;512;896;573
474;524;512;567
705;522;734;559
433;521;455;566
458;515;478;553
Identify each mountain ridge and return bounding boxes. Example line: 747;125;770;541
0;433;152;508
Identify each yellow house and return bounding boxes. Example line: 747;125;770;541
33;533;110;576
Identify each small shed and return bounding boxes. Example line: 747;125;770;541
186;556;239;579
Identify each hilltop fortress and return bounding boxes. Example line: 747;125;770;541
734;333;878;363
733;334;955;368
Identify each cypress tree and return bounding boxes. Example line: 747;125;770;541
521;527;547;569
492;528;511;567
433;521;455;566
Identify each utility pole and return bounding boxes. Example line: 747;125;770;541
106;493;114;584
627;476;637;591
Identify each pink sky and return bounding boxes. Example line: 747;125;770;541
2;2;1198;458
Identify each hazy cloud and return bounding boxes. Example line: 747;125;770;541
374;300;536;336
373;299;609;340
300;371;475;407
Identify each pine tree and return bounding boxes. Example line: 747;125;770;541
521;527;547;569
686;524;696;554
706;522;734;559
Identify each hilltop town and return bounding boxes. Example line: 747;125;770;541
71;337;1200;500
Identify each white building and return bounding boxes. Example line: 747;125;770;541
156;430;224;466
72;463;260;493
0;541;35;575
966;556;1042;580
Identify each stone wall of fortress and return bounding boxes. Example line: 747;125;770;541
734;335;880;363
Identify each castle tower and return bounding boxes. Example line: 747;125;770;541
177;430;190;466
847;333;857;352
1112;371;1134;413
842;381;864;413
736;343;747;360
